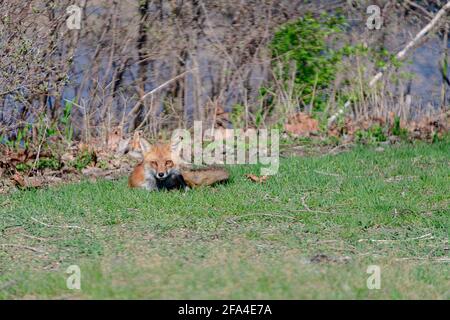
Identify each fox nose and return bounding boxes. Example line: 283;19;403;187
158;172;165;178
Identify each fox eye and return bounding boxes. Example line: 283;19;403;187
165;160;173;167
150;161;158;167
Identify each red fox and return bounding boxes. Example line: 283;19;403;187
128;138;229;191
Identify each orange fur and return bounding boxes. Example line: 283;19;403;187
128;162;146;188
129;143;178;189
181;167;229;188
128;141;229;190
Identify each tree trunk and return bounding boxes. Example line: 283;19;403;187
132;0;150;131
440;23;449;110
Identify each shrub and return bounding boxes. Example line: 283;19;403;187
270;12;349;111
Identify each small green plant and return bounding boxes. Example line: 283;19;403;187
97;159;110;170
231;104;245;128
432;132;441;144
355;125;387;144
15;163;30;172
4;124;32;150
15;157;61;172
72;150;95;171
392;116;408;139
370;125;387;142
35;157;61;170
61;100;74;142
254;107;264;128
1;99;75;153
270;12;350;111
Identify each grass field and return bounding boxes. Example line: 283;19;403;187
0;140;449;299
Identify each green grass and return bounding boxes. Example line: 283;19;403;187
0;140;449;299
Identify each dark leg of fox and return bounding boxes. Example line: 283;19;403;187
156;172;188;191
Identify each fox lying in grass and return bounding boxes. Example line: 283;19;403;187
128;138;229;191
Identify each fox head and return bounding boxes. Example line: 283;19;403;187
139;140;180;180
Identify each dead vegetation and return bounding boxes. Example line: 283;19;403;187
0;130;139;193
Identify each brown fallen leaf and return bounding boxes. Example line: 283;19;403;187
11;173;26;187
78;141;96;153
245;174;268;183
61;152;75;163
284;112;319;137
11;174;43;188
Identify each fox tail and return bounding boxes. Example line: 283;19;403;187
181;167;229;188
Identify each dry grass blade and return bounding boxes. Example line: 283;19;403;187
30;217;93;233
226;212;297;224
0;243;47;254
358;233;434;243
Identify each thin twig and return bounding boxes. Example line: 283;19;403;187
301;195;312;212
225;206;335;225
31;122;49;172
127;69;197;125
358;233;434;243
226;212;297;224
328;1;450;126
20;233;63;242
0;243;47;254
394;257;450;263
30;217;92;233
314;170;341;177
325;143;354;156
0;200;11;207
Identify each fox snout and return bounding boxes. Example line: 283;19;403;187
145;159;176;180
146;164;172;180
156;171;168;179
141;142;180;180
